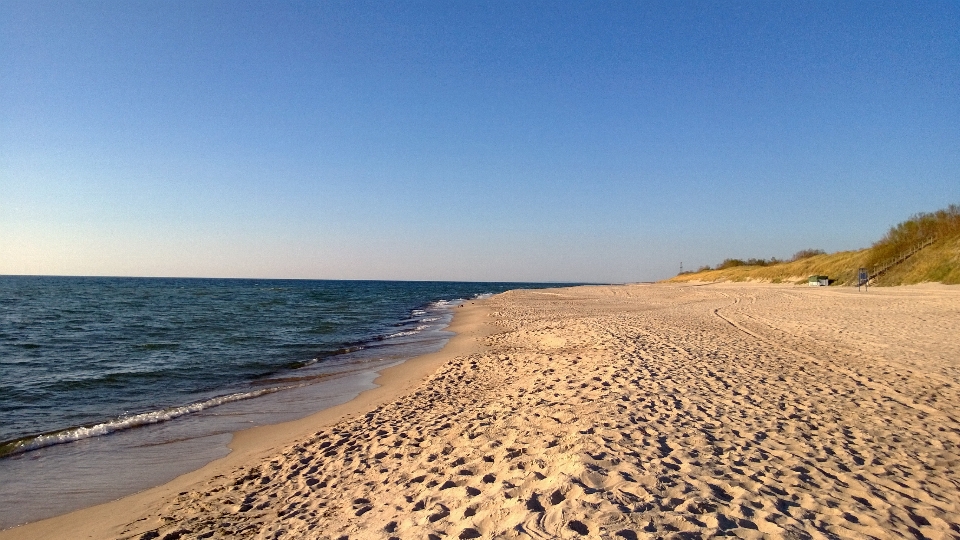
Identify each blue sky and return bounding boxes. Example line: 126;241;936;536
2;1;958;281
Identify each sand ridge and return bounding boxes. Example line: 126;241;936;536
6;284;960;539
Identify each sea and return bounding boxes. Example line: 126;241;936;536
0;277;564;529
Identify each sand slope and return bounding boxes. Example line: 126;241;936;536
7;284;960;539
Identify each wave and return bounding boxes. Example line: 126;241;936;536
250;372;333;386
429;294;490;307
284;358;318;369
386;331;417;338
0;387;285;459
42;369;174;392
381;298;464;339
385;325;432;339
1;290;488;460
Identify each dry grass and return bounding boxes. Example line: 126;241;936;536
668;249;872;285
876;234;960;285
867;204;960;268
668;236;960;286
668;203;960;287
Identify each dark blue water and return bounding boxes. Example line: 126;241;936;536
0;277;564;528
0;277;561;454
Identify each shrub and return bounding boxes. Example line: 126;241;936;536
867;204;960;267
710;257;783;270
791;249;825;261
716;259;745;269
745;257;782;266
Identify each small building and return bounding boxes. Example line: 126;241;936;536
808;275;829;287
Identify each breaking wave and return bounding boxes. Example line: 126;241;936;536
0;387;285;459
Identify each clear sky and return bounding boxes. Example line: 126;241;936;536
2;1;958;282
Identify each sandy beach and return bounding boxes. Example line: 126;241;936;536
4;283;959;540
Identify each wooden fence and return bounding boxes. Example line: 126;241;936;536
865;236;936;285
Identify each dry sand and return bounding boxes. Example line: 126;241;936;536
4;283;959;539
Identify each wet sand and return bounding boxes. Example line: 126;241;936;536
4;283;959;539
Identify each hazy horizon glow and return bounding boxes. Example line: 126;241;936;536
2;1;958;282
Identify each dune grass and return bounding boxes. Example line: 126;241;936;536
875;234;960;285
667;203;960;286
865;204;960;268
669;250;872;286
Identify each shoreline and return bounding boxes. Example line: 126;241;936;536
4;282;959;539
0;299;496;540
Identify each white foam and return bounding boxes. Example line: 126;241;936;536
386;324;435;339
386;330;418;338
1;387;284;458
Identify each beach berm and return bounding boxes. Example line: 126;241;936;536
4;283;959;539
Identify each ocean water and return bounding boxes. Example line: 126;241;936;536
0;277;561;529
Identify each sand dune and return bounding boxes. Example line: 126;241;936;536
5;283;959;539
